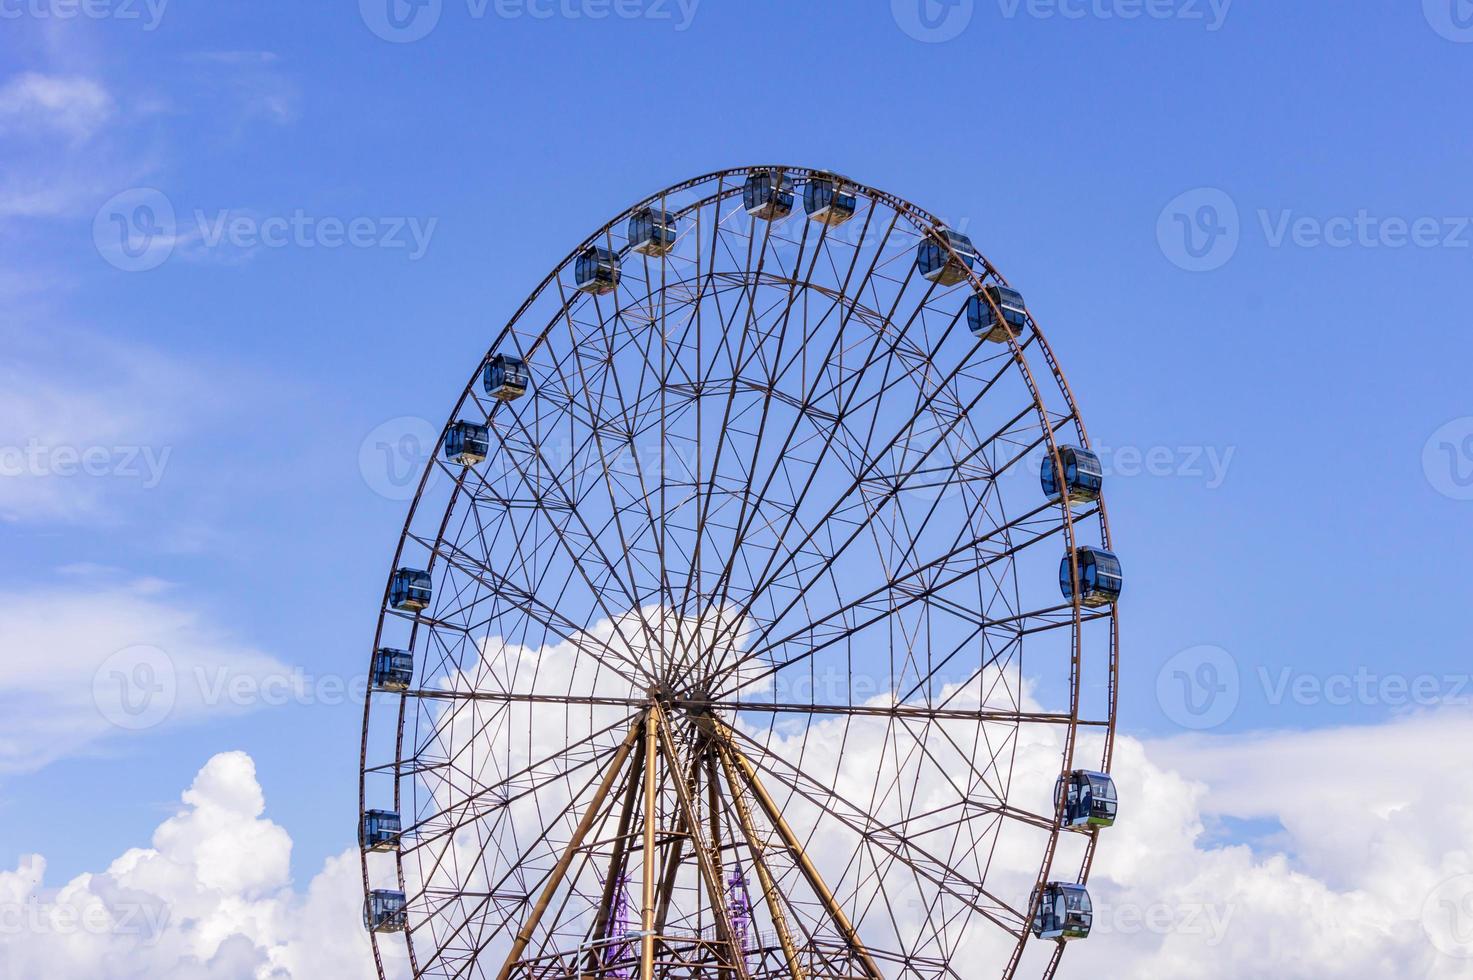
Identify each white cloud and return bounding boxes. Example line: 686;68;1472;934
0;328;215;524
0;751;405;980
0;578;297;773
0;73;114;142
0;71;137;222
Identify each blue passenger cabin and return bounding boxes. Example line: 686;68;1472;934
916;228;980;286
803;172;857;227
1056;770;1119;829
389;568;432;612
743;169;795;221
1032;883;1093;941
1059;547;1123;608
1041;445;1104;505
371;647;414;692
966;284;1028;343
575;245;620;295
628;207;678;256
443;420;489;466
361;809;402;852
365;890;408;933
483;354;529;402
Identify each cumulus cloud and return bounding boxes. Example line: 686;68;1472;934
1100;713;1473;978
0;751;404;980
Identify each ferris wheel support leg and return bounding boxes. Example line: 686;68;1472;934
640;710;660;980
710;720;886;980
712;736;807;980
495;716;644;980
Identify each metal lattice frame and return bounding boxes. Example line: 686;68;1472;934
360;167;1119;979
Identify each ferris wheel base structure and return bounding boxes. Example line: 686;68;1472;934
359;166;1123;979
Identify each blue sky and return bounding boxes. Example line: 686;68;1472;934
2;2;1472;975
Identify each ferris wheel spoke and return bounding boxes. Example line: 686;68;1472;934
669;247;844;678
405;708;642;856
671;204;795;645
710;719;1028;941
425;537;652;689
491;407;680;679
693;238;926;662
688;698;1088;727
541;279;681;666
693;207;897;674
715;493;1072;701
697;304;1018;674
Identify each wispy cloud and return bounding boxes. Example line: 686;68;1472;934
0;577;297;773
0;329;219;524
0;72;114;142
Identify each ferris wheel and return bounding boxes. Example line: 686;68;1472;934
358;166;1122;979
